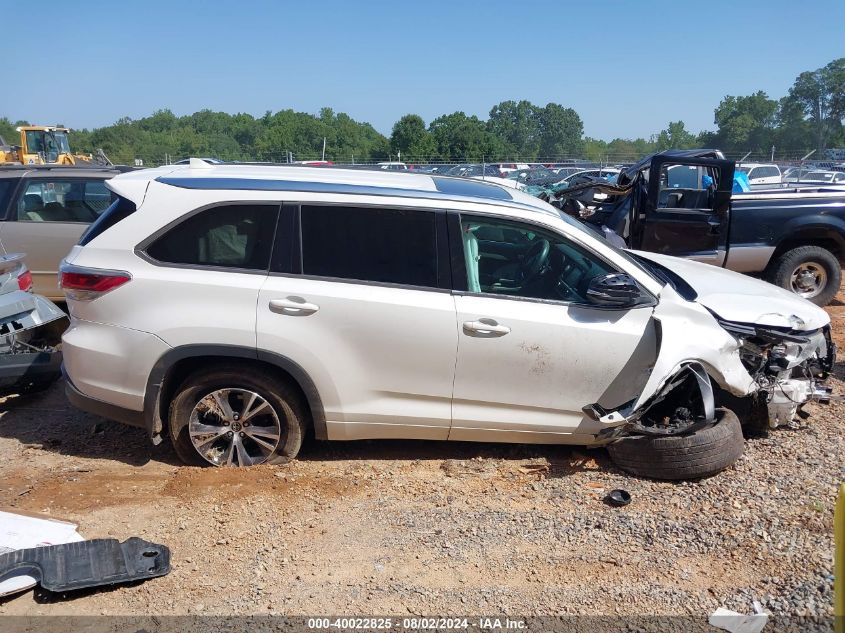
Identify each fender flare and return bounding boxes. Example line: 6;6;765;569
143;344;328;442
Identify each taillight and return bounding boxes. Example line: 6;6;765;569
59;264;131;301
17;270;32;292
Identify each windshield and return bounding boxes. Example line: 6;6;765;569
52;131;71;153
550;207;663;285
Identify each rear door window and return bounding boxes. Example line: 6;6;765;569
300;205;438;288
145;204;279;271
16;178;114;223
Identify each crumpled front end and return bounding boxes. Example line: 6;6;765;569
587;283;835;442
716;317;834;428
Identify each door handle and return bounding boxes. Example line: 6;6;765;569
706;218;722;235
269;297;319;316
463;318;510;337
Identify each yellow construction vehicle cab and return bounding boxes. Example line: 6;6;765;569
0;126;110;166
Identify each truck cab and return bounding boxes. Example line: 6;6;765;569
554;149;845;306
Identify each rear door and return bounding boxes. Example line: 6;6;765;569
0;177;113;298
256;203;457;441
636;156;734;267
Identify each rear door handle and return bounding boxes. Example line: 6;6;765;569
463;318;510;337
269;297;319;316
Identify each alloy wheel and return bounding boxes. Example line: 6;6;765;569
188;388;282;466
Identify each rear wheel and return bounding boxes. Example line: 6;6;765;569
168;366;306;467
768;245;840;306
607;408;743;480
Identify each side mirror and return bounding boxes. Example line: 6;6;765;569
586;273;645;308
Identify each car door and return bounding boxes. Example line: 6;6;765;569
256;203;457;441
636;155;734;267
0;177;113;298
449;213;658;444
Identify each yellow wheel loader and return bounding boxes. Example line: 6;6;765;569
0;126;111;167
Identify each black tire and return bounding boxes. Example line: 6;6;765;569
167;365;306;467
607;408;743;480
767;245;841;306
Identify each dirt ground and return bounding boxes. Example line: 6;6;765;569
0;290;843;619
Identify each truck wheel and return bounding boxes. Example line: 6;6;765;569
168;366;306;467
607;408;743;480
768;246;841;306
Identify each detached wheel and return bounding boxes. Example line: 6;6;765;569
768;245;841;306
168;366;305;467
607;408;743;480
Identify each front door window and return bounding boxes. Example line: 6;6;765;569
459;216;615;304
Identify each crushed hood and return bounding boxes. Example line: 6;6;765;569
633;251;830;331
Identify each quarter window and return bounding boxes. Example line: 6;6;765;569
146;204;278;270
460;216;615;304
301;205;438;287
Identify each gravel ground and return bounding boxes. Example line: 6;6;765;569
0;294;842;622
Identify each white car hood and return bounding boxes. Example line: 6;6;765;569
633;251;830;331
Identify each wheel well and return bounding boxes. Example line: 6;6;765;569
157;356;315;436
771;236;845;265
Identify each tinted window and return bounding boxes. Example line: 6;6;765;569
301;205;437;287
17;179;114;223
0;180;13;217
146;204;278;270
79;195;137;246
460;216;615;304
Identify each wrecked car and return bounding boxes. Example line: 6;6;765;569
62;161;833;478
0;253;66;396
543;149;845;306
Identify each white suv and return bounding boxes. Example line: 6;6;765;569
61;160;834;479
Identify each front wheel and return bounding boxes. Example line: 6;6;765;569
167;366;306;467
607;408;743;480
768;245;841;306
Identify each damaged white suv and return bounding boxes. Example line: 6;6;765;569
60;160;835;479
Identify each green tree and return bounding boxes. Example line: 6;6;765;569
784;58;845;151
654;121;697;151
0;117;17;144
487;100;539;159
537;103;584;159
582;137;608;162
390;114;435;160
712;91;778;153
429;112;507;161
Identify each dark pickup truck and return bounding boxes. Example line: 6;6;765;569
550;149;845;306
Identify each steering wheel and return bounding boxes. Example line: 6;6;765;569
518;239;551;285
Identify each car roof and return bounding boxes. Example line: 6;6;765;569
0;165;121;180
107;162;559;216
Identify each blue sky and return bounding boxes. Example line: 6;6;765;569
4;0;844;140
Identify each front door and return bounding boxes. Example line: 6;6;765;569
637;156;734;266
449;214;658;444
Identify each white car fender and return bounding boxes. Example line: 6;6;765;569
633;285;756;411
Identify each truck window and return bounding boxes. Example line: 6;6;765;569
657;164;718;210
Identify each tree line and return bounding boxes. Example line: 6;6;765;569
1;57;842;165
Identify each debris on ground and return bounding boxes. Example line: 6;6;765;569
0;511;84;596
605;489;632;507
709;601;768;633
0;537;170;595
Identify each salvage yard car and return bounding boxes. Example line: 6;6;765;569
60;160;835;479
0;165;121;299
0;253;66;395
550;150;845;306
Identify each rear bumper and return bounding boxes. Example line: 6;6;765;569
63;368;145;429
0;349;62;395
